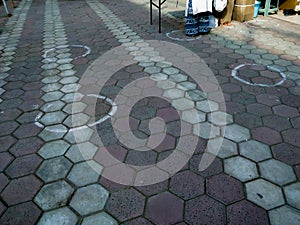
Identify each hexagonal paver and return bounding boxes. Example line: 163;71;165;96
239;140;272;162
224;124;250;142
273;105;299;118
163;88;185;99
5;154;42;178
65;142;97;163
0;202;41;225
224;156;259;182
38;140;70;159
34;180;74;210
37;207;78;225
269;205;300;225
67;161;102;187
207;173;244;205
227;200;269;225
272;143;300;166
185;195;226;225
282;128;300;147
1;175;43;206
259;159;296;185
121;217;153;225
170;170;204;200
0;152;14;172
245;179;285;210
36;156;72;182
145;191;184;225
70;184;109;215
40;111;67;126
172;98;195;111
81;212;118;225
252;127;282;145
284;182;300;210
106;188;145;222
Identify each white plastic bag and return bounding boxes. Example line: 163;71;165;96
214;0;227;12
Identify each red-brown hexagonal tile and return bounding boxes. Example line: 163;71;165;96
207;173;244;205
1;175;42;206
105;188;145;222
185;195;226;225
272;143;300;165
227;200;269;225
145;191;184;225
252;127;282;145
282;128;300;147
273;105;299;118
0;201;41;225
170;170;204;200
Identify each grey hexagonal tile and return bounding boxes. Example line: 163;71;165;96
224;156;259;182
70;184;109;215
239;140;272;162
284;182;300;210
259;159;296;185
81;212;118;225
38;140;70;159
269;205;300;225
37;207;78;225
245;179;285;210
36;156;72;182
224;124;250;143
35;180;74;210
67;161;103;187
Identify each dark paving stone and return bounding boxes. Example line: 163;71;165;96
294;164;300;181
9;137;44;157
155;134;176;152
170;170;204;200
0;173;9;193
16;111;39;124
207;173;244;205
266;87;288;97
0;201;41;225
256;93;281;106
221;83;241;94
21;90;43;101
190;154;223;177
242;85;265;96
99;177;128;192
105;144;127;162
227;200;270;225
273;105;299;118
262;115;292;131
131;106;157;120
2;89;24;100
251;127;282;145
0;121;19;137
0;152;14;172
121;217;153;225
234;112;263;128
0;201;6;217
247;103;272;116
291;117;300;128
0;109;22;123
0;99;24;110
125;150;157;166
106;188;145;222
157;107;180;122
2;81;25;90
281;94;300;107
226;101;246;115
185;195;226;225
18;99;43;112
145;191;184;225
5;154;42;178
282;128;300;147
13;123;41;139
1;175;42;206
272;143;300;165
22;82;43;91
135;180;169;197
0;136;17;153
231;92;256;105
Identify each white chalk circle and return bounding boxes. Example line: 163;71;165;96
34;94;117;133
166;30;202;42
232;63;286;87
43;44;91;62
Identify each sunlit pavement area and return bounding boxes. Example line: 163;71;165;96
1;0;300;224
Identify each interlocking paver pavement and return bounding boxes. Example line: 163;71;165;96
1;0;300;224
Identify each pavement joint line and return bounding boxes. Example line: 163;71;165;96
0;0;33;103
